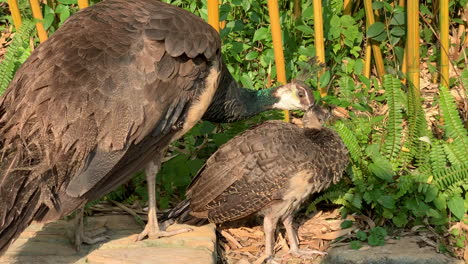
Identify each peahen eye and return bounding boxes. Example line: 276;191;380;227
298;90;305;98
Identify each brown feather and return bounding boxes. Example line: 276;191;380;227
0;0;221;254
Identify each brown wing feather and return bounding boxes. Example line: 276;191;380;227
0;0;221;231
187;123;349;224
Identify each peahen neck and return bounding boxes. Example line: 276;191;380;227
202;65;279;123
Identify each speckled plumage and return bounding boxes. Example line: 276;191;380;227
0;0;222;254
167;107;348;259
0;0;315;254
188;120;348;223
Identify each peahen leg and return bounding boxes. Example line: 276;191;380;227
74;207;108;251
283;215;327;257
136;159;192;241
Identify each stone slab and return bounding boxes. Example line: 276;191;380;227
1;215;216;264
323;236;465;264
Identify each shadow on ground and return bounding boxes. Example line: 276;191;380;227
1;215;217;264
1;214;142;263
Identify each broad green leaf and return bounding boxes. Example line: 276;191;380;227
245;51;258;60
393;212;408;227
369;159;394;182
448;195;465;220
356;230;367;241
296;25;314;34
57;0;76;4
319;70;331;87
367;22;385;38
253;27;270;42
378;195;396;209
390;12;406;26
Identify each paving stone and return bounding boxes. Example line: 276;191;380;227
323;236;464;264
1;215;217;264
87;247;213;264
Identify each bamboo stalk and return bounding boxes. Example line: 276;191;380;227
207;0;220;32
7;0;22;29
78;0;89;9
407;0;420;95
344;0;352;16
364;40;372;78
29;0;48;43
363;0;385;79
313;0;326;96
399;0;405;7
439;0;449;88
267;0;289;122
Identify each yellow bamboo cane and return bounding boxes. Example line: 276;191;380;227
78;0;89;9
439;0;449;88
364;40;372;78
313;0;326;97
7;0;22;29
363;0;385;79
267;0;289;122
207;0;220;32
407;0;420;95
29;0;48;43
344;0;352;15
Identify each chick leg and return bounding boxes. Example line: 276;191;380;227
136;159;192;241
262;214;281;263
74;207;108;251
283;215;327;257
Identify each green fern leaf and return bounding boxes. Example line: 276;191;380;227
461;68;468;94
433;163;468;193
382;75;404;162
443;143;465;165
0;20;36;94
438;85;467;150
334;121;362;164
430;140;447;172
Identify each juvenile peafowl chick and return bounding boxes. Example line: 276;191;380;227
166;105;349;261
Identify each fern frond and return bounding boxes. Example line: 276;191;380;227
443;143;466;165
402;81;430;168
430;140;447;172
382;75;404;162
395;174;414;199
334;121;362;164
438;85;468;150
0;20;35;93
307;189;348;213
461;68;468;93
433;163;468;192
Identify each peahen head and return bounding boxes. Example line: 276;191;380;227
270;80;314;111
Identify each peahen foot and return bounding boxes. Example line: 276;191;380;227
74;208;108;251
135;207;192;241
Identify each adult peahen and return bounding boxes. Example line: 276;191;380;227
0;0;314;255
165;105;349;261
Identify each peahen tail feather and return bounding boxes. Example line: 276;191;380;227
160;199;207;226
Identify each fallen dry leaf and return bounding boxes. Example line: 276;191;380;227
313;227;357;240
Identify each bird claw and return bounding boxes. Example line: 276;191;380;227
135;224;193;241
75;227;108;251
